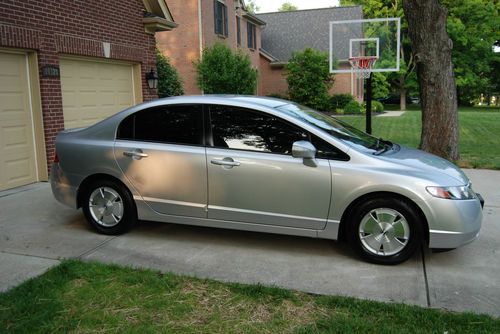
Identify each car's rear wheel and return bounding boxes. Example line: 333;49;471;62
82;179;137;235
349;197;422;265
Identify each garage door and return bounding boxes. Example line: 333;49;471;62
0;51;38;191
60;58;137;129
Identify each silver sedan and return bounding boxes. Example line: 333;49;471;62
51;96;483;264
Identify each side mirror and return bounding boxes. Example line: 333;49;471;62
292;141;317;167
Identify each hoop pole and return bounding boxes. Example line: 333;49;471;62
366;73;373;135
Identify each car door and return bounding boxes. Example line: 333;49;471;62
114;104;207;218
206;104;331;230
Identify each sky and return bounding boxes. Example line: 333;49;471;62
253;0;340;13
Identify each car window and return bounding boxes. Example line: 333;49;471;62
209;105;308;155
117;105;203;145
311;135;350;161
277;103;379;152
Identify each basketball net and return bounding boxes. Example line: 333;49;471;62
349;56;378;79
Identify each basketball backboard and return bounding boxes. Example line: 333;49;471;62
329;18;401;75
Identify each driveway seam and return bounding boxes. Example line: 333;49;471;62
421;244;431;307
0;250;60;261
77;236;117;259
0;187;39;199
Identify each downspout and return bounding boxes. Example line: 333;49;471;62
198;0;204;94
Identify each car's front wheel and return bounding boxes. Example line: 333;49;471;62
349;197;423;265
82;179;137;235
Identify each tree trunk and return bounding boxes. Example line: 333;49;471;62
403;0;459;161
399;84;407;111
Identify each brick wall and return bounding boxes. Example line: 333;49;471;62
259;56;288;96
157;0;201;94
157;0;262;94
0;0;157;169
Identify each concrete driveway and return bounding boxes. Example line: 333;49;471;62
0;169;498;317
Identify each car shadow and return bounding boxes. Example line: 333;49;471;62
132;219;360;261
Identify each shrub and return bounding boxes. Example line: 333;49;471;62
330;94;354;111
266;93;289;100
195;43;258;94
156;49;184;97
372;100;384;113
344;100;363;114
285;48;334;111
362;100;385;113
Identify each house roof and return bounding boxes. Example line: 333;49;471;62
256;6;363;62
142;0;177;33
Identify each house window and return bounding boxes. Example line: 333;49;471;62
214;0;228;37
236;16;241;46
247;22;256;49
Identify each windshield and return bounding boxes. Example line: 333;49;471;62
276;102;381;152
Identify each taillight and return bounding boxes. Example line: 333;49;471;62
54;152;59;163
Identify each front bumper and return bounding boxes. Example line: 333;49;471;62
477;193;485;208
427;193;483;249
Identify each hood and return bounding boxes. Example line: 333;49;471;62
378;146;469;185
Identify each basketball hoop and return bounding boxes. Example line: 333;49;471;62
349;56;378;79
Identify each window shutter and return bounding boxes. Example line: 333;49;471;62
213;0;218;34
223;4;228;37
253;25;256;48
236;16;241;45
247;22;251;48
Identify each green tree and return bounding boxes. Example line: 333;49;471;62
488;53;500;106
278;2;298;11
340;0;416;111
245;0;260;13
195;43;258;94
342;0;500;106
156;49;183;97
442;0;499;105
285;48;334;110
371;72;390;99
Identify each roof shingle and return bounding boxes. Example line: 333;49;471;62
256;6;363;62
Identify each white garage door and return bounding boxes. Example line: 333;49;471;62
60;58;137;129
0;51;38;191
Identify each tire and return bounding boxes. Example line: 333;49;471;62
81;179;137;235
348;197;423;265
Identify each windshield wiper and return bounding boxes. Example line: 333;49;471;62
373;138;393;155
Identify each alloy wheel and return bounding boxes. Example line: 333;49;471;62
358;208;410;256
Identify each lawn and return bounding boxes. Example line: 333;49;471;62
1;261;499;333
339;106;500;169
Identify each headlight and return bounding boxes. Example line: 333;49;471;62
426;185;476;200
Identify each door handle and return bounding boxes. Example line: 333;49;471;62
123;150;148;160
211;158;241;167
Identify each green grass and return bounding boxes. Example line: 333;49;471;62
339;107;500;169
382;104;500;112
1;261;499;333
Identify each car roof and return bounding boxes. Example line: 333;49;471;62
157;95;290;109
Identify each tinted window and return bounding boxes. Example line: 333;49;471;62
277;103;379;152
117;105;203;145
210;105;308;154
311;135;350;161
